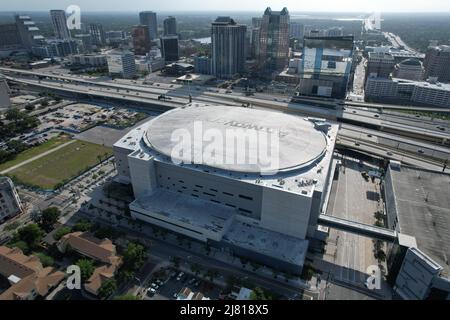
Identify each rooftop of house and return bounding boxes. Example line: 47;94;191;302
0;246;65;300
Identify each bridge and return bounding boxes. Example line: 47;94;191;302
318;214;398;242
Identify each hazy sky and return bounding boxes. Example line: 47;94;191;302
2;0;450;12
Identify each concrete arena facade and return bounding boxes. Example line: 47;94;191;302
114;104;339;273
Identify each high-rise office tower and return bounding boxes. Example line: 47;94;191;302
89;24;106;46
14;15;44;50
252;17;262;28
257;7;290;74
160;35;179;62
163;16;177;36
249;17;262;59
289;22;304;39
0;23;22;50
423;45;450;83
132;25;152;56
50;10;71;39
139;11;158;40
211;17;247;79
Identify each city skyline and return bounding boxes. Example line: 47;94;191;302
2;0;450;13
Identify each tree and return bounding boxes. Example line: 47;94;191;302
40;207;61;231
117;270;135;285
36;252;54;267
76;259;95;281
375;250;386;262
6;140;28;154
98;278;117;299
72;218;92;232
250;287;272;300
123;242;147;272
16;224;44;249
9;240;29;254
53;226;72;241
5;108;22;121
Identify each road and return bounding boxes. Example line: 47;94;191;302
383;32;424;58
348;52;366;101
5;68;450;147
320;156;392;300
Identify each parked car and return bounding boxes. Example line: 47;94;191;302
176;272;184;281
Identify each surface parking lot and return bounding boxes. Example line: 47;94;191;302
143;268;222;300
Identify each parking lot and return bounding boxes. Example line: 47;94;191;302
142;267;222;300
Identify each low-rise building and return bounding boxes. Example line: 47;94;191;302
135;56;165;74
57;232;122;296
0;177;23;224
365;77;450;108
32;39;78;58
163;62;194;76
194;56;212;75
367;52;395;79
106;50;136;79
393;58;424;81
0;246;65;300
75;34;94;53
69;54;107;67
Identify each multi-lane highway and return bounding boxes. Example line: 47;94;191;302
3;67;450;168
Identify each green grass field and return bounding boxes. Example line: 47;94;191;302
0;134;72;172
8;140;112;190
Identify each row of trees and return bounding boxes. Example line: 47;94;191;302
0;109;40;141
0;140;29;164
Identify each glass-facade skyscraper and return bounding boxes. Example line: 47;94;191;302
139;11;158;40
257;7;290;74
211;17;247;79
299;36;354;98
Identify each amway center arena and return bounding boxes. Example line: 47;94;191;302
114;104;339;273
